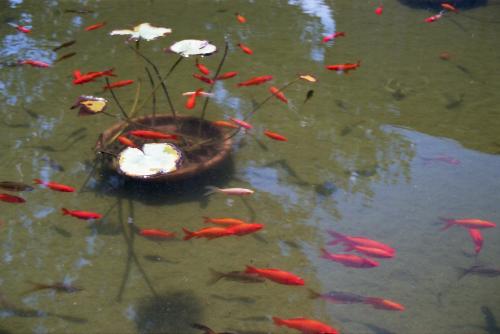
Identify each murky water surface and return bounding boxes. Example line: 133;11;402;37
1;0;500;333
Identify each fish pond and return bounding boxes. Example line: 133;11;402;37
1;0;500;333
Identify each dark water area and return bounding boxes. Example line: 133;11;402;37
1;0;500;333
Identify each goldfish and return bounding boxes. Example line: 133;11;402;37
320;248;379;268
425;12;443;23
203;217;247;226
363;297;405;311
52;40;76;52
273;317;339;334
182;227;235;240
24;281;83;294
327;230;395;254
33;179;75;192
441;3;459;13
269;86;288;104
439;218;496;230
229;117;253;129
72;68;115;85
117;136;138;148
204;186;254;196
193;73;215;85
226;223;263;236
245;266;305;285
0;181;34;192
468;228;483;254
195;59;210;75
211;120;239;129
235;13;246;23
264;130;288;142
182;91;213;97
344;244;395;259
18;60;51;68
84;22;106;31
8;23;31;33
322;32;346;43
55;52;77;63
326;61;361;73
208;268;265;285
185;88;203;109
237;43;253;55
308;289;366;304
139;228;176;239
215;71;238;80
237;75;273;87
103;79;134;90
375;5;383;16
61;208;102;220
0;193;25;203
128;130;177;140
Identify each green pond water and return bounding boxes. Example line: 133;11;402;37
1;0;500;333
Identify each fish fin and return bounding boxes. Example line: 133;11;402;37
272;317;285;326
207;268;224;285
439;217;455;231
103;68;116;77
33;178;42;185
203;186;219;196
61;208;71;216
308;288;321;299
182;228;195;241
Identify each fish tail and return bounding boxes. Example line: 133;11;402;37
104;68;116;77
202;216;212;224
207;268;224;285
203;186;220;196
357;60;361;66
307;288;321;299
61;208;71;216
33;178;42;185
245;265;258;274
319;248;330;259
182;228;195;241
343;244;354;252
272;317;285;326
439;217;456;231
191;323;214;332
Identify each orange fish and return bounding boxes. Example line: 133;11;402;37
212;120;239;129
344;244;395;259
226;223;263;236
273;317;339;334
193;73;215;85
73;68;115;85
320;248;379;268
326;61;361;73
215;71;238;80
62;208;102;220
196;59;210;75
33;179;75;192
327;230;395;254
11;24;31;33
229;117;253;130
0;193;25;203
425;12;443;23
237;75;273;87
322;32;346;43
19;60;51;68
235;13;246;23
204;186;254;196
264;130;288;142
139;229;176;239
203;217;247;226
363;297;405;311
468;228;483;254
182;227;235;240
441;3;459;13
269;86;288;104
185;88;203;109
128;130;177;140
237;43;253;55
440;218;496;230
245;266;305;285
117;136;138;148
375;5;383;15
103;80;134;90
85;22;106;31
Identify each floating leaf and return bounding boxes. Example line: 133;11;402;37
167;39;217;57
110;23;172;41
299;74;317;83
70;95;108;116
118;143;183;178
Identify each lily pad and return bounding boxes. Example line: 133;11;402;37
167;39;217;57
110;23;172;41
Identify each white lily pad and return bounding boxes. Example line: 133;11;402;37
168;39;217;57
118;143;183;178
110;23;172;41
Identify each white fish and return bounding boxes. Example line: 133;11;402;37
204;186;254;196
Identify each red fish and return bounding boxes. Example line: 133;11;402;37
185;88;203;109
237;43;253;55
193;73;215;85
212;120;239;129
425;12;443;23
344;244;395;259
117;136;138;148
327;230;395;254
195;60;210;75
468;228;483;254
10;24;31;33
203;217;247;226
226;223;263;236
322;32;346;43
237;75;273;87
72;68;115;85
245;266;305;285
229;117;253;130
33;179;75;192
326;61;361;73
61;208;102;220
215;71;238;80
441;3;459;13
363;297;405;311
375;5;383;15
139;229;176;239
182;227;235;240
320;248;379;268
128;130;177;140
85;22;106;31
269;86;288;104
18;60;51;68
273;317;339;334
103;80;134;90
264;130;288;142
0;193;25;203
440;218;496;230
236;13;246;23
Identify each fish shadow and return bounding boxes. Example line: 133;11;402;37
481;306;500;334
135;290;203;334
210;294;256;304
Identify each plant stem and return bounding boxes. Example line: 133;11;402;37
105;77;129;120
144;67;156;126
